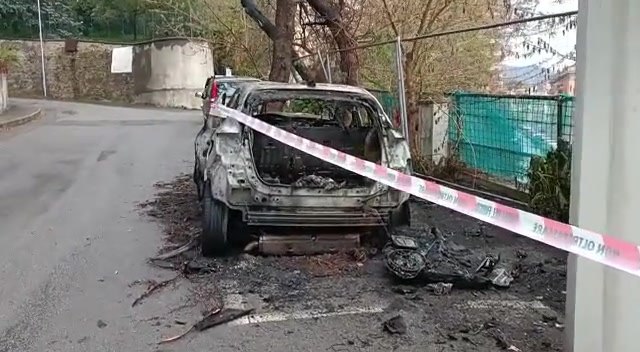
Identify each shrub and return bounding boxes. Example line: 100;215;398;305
413;151;468;181
527;139;572;222
0;45;19;73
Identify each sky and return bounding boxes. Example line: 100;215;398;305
502;0;578;67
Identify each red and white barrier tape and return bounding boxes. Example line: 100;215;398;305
215;105;640;277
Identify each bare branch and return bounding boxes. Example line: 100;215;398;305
381;0;400;37
306;0;359;85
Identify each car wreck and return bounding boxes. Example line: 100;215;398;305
194;81;412;256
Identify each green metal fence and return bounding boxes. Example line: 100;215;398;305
368;88;400;119
0;12;161;42
448;92;574;184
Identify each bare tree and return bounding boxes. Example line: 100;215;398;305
305;0;359;85
373;0;506;150
241;0;312;80
268;0;296;81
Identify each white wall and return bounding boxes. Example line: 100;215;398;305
416;101;450;164
133;39;214;110
431;103;449;164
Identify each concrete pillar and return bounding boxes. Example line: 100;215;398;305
566;1;640;351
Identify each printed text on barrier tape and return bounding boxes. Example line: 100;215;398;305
214;105;640;277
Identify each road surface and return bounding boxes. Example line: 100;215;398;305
0;99;200;352
0;99;565;352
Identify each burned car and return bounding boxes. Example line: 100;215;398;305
194;81;412;256
195;75;261;119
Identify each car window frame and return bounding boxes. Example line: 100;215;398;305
226;90;241;108
202;77;213;99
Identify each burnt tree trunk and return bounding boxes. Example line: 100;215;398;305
269;0;296;82
241;0;311;81
306;0;359;86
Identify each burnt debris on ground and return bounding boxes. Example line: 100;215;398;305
138;174;568;351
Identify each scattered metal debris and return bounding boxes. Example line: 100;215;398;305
475;255;500;273
427;282;453;295
487;268;514;288
292;175;346;191
383;315;407;335
132;276;179;307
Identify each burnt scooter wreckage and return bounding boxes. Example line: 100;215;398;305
383;227;514;290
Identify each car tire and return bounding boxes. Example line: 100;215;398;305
390;201;411;228
193;159;206;202
201;181;229;257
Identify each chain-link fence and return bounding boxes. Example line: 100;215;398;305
360;89;576;189
448;92;574;185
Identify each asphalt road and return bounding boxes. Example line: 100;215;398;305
0;99;202;352
0;100;404;352
0;99;563;352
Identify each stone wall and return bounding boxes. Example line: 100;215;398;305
1;40;134;103
1;38;214;108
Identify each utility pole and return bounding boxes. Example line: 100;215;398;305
36;0;47;97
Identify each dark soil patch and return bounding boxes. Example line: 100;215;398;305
140;174;567;351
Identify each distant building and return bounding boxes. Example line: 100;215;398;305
549;65;576;95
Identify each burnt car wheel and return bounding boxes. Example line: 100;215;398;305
201;181;229;257
193;162;204;201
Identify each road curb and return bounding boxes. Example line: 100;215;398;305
0;109;44;129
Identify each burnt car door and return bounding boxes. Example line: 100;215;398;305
200;76;214;119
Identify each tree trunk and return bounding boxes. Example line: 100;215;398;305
241;0;312;81
401;50;423;155
405;79;421;155
269;0;296;82
305;0;359;86
132;11;138;40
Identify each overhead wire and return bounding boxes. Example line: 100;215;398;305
295;10;578;61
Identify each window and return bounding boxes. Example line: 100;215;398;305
243;89;384;128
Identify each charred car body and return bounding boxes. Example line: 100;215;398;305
193;75;261;196
194;81;412;256
195;75;261;119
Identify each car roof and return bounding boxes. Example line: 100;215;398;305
245;81;374;96
214;75;261;82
